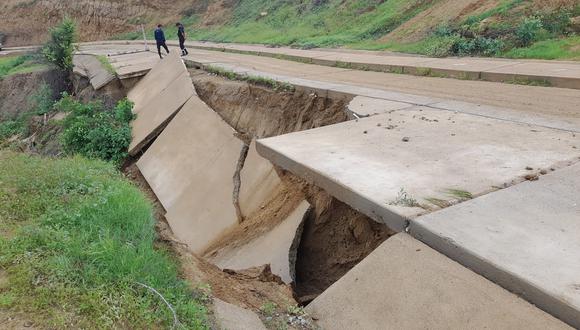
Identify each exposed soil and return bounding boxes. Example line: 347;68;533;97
124;164;297;313
294;185;396;302
0;69;67;120
0;270;36;330
191;70;352;139
192;71;395;302
71;73;128;110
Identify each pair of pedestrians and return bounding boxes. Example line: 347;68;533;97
154;23;189;59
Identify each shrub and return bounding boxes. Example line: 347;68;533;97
42;18;77;71
58;94;134;165
28;83;54;115
516;17;543;47
425;35;461;57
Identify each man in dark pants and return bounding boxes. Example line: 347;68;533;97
154;24;169;59
176;22;189;56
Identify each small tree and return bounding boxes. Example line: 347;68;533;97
43;18;77;71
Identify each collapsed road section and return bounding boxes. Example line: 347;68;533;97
92;46;580;328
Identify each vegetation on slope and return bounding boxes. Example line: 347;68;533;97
0;152;210;328
134;0;578;60
0;55;47;79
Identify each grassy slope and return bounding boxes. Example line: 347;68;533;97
125;0;578;60
0;55;47;79
0;152;209;329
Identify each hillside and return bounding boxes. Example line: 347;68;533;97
1;0;579;57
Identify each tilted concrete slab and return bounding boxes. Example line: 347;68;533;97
239;140;282;218
128;71;194;155
213;298;266;330
306;233;571;330
207;200;310;284
140;96;244;254
127;51;186;112
257;108;580;231
410;163;580;328
72;54;115;90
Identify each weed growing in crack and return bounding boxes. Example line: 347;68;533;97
204;65;295;92
389;188;421;208
445;188;473;200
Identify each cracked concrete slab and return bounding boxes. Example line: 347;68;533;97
138;94;244;254
127;51;186;112
239;140;282;218
72;54;115;90
257;107;580;231
207;200;310;284
306;233;571;330
411;163;580;328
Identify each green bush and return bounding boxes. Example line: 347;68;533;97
516;17;543;47
42;18;77;71
425;35;461;57
58;94;134;165
28;83;55;115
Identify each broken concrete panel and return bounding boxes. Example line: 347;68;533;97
257;107;580;231
347;96;413;118
306;233;571;330
72;54;115;90
207;200;310;284
138;95;244;254
213;298;266;330
128;71;194;155
411;163;580;328
239;140;282;218
127;51;186;112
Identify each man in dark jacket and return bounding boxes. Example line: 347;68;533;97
154;24;169;59
176;22;189;56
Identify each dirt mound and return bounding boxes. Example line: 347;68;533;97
0;69;67;120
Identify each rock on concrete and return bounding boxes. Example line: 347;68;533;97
347;96;413;118
213;298;266;330
306;233;571;330
239;140;282;218
257;107;580;231
138;95;244;254
411;163;580;328
207;200;310;284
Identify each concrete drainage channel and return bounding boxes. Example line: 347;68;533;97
80;51;395;315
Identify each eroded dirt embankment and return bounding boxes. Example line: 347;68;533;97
191;71;395;302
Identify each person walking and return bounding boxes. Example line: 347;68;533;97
154;24;169;59
176;22;189;56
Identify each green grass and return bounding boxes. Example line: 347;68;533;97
0;55;47;79
503;36;580;60
96;55;116;75
0;152;209;329
177;0;428;47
